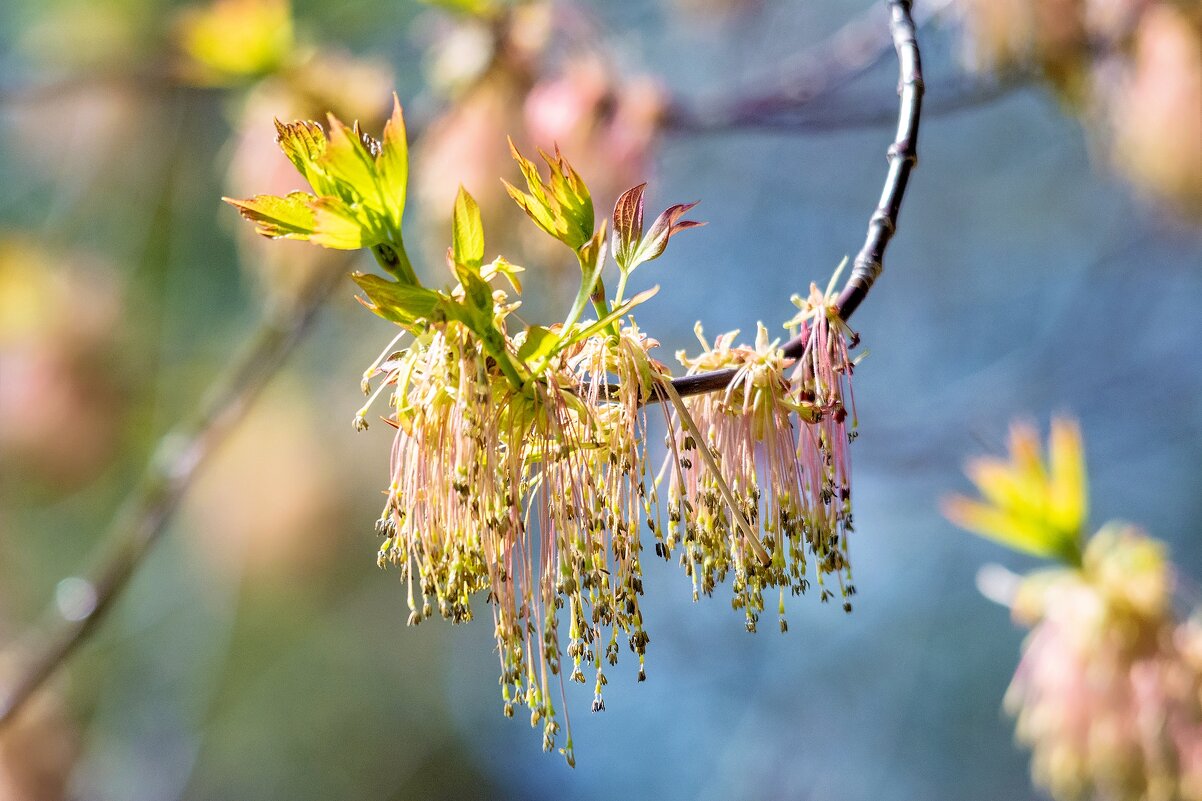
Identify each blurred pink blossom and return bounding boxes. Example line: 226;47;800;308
1007;526;1202;800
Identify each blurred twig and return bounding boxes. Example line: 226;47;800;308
666;0;924;400
663;0;947;135
0;269;343;729
0;63;204;107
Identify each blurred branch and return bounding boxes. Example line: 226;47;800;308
663;0;950;136
666;0;924;400
0;62;198;107
666;71;1015;135
0;269;343;729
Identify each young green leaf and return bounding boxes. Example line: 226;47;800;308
321;115;381;207
451;261;495;326
942;418;1087;566
452;186;485;269
516;324;559;364
222;192;316;239
541;146;593;246
274;119;332;195
235;100;416;260
501;178;557;243
351;273;442;325
311;197;379;249
377;94;408;231
502;140;594;251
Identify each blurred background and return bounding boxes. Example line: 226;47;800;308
1;0;1201;799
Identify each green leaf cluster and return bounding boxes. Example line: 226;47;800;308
502;140;596;252
351;139;701;390
224;94;416;282
227;96;705;394
944;417;1088;565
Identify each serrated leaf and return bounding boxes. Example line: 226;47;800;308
612;183;646;271
377;94;408;232
239;98;419;258
274;119;332;194
507;139;552;208
502;178;559;242
352;120;381;157
541;146;593;248
223;192;316;239
351;272;442;325
452;186;484;269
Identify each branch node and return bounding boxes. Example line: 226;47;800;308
887;141;918;165
869;210;897;234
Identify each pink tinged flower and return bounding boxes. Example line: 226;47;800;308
787;273;861;590
665;314;859;634
365;315;667;763
1005;526;1202;801
1112;5;1202;219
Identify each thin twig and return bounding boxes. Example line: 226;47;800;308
0;270;342;729
828;0;923;323
662;0;923;401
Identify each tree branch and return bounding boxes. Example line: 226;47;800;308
662;0;923;402
0;270;342;729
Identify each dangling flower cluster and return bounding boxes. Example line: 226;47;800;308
1007;527;1202;801
226;96;868;764
368;315;665;760
663;266;859;634
786;269;860;542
